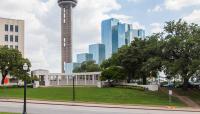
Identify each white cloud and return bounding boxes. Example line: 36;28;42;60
149;23;163;34
147;5;162;12
132;22;145;29
183;10;200;24
165;0;200;10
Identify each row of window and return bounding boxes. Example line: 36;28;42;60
5;24;19;32
4;45;18;49
5;35;18;42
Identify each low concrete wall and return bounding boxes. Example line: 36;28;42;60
123;83;159;91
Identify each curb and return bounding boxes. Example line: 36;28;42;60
0;99;200;112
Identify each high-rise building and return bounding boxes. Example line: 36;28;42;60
77;53;93;63
0;17;24;56
58;0;77;73
65;62;81;74
89;44;105;64
132;29;145;39
118;23;132;48
101;18;146;59
101;18;119;59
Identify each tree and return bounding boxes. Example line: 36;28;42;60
0;47;31;85
162;20;200;89
73;61;100;73
101;66;127;86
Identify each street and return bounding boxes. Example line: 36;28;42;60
0;102;199;114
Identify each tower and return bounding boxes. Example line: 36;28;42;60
58;0;77;73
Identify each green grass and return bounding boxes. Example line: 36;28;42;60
175;88;200;105
0;87;184;106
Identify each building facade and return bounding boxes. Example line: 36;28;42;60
77;53;93;63
118;23;132;48
89;44;105;64
58;0;77;73
101;18;119;59
64;62;81;74
0;17;24;56
132;29;145;39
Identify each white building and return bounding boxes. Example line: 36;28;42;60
0;17;24;56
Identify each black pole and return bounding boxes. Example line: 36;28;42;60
23;75;27;114
73;76;75;101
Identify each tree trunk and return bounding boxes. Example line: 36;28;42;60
183;77;189;90
142;75;147;85
1;70;8;85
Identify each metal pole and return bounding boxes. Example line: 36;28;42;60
23;75;27;114
73;76;75;101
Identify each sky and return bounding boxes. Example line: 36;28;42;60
0;0;200;73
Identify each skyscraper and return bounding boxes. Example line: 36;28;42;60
118;23;132;48
58;0;77;73
101;18;119;59
132;29;145;39
89;44;105;64
0;17;24;56
77;53;93;63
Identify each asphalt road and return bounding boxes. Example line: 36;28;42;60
0;102;199;114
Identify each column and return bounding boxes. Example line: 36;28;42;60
85;75;87;85
76;75;78;85
57;76;59;85
67;75;69;85
92;75;95;85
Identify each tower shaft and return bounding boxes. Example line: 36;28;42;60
61;4;72;73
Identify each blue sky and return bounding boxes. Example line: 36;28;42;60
0;0;200;72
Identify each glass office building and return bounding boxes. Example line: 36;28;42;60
132;29;145;39
101;18;119;59
77;53;93;63
118;23;132;48
89;44;105;64
64;62;81;74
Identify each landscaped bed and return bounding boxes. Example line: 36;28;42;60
0;87;184;106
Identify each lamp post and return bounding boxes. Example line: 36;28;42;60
72;75;75;101
23;63;28;114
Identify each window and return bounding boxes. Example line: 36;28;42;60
15;36;18;42
15;46;18;49
10;25;13;32
15;25;18;32
5;24;8;31
5;35;8;41
10;35;13;42
10;45;13;49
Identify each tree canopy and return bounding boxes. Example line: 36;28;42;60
0;47;31;85
73;61;100;73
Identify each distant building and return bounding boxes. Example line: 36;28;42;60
64;62;81;74
101;18;119;59
0;17;24;56
118;23;132;48
77;53;93;63
132;29;145;39
89;44;105;64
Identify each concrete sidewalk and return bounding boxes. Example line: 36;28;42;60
0;99;200;112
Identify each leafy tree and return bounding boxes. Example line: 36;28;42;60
101;66;127;86
73;61;100;73
162;20;200;88
0;47;31;85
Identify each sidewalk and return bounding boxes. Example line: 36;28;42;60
0;99;200;112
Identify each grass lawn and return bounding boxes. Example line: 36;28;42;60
0;87;184;106
175;88;200;105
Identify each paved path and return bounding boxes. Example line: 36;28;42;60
0;100;200;114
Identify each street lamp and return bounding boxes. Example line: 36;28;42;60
23;63;28;114
72;75;75;101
